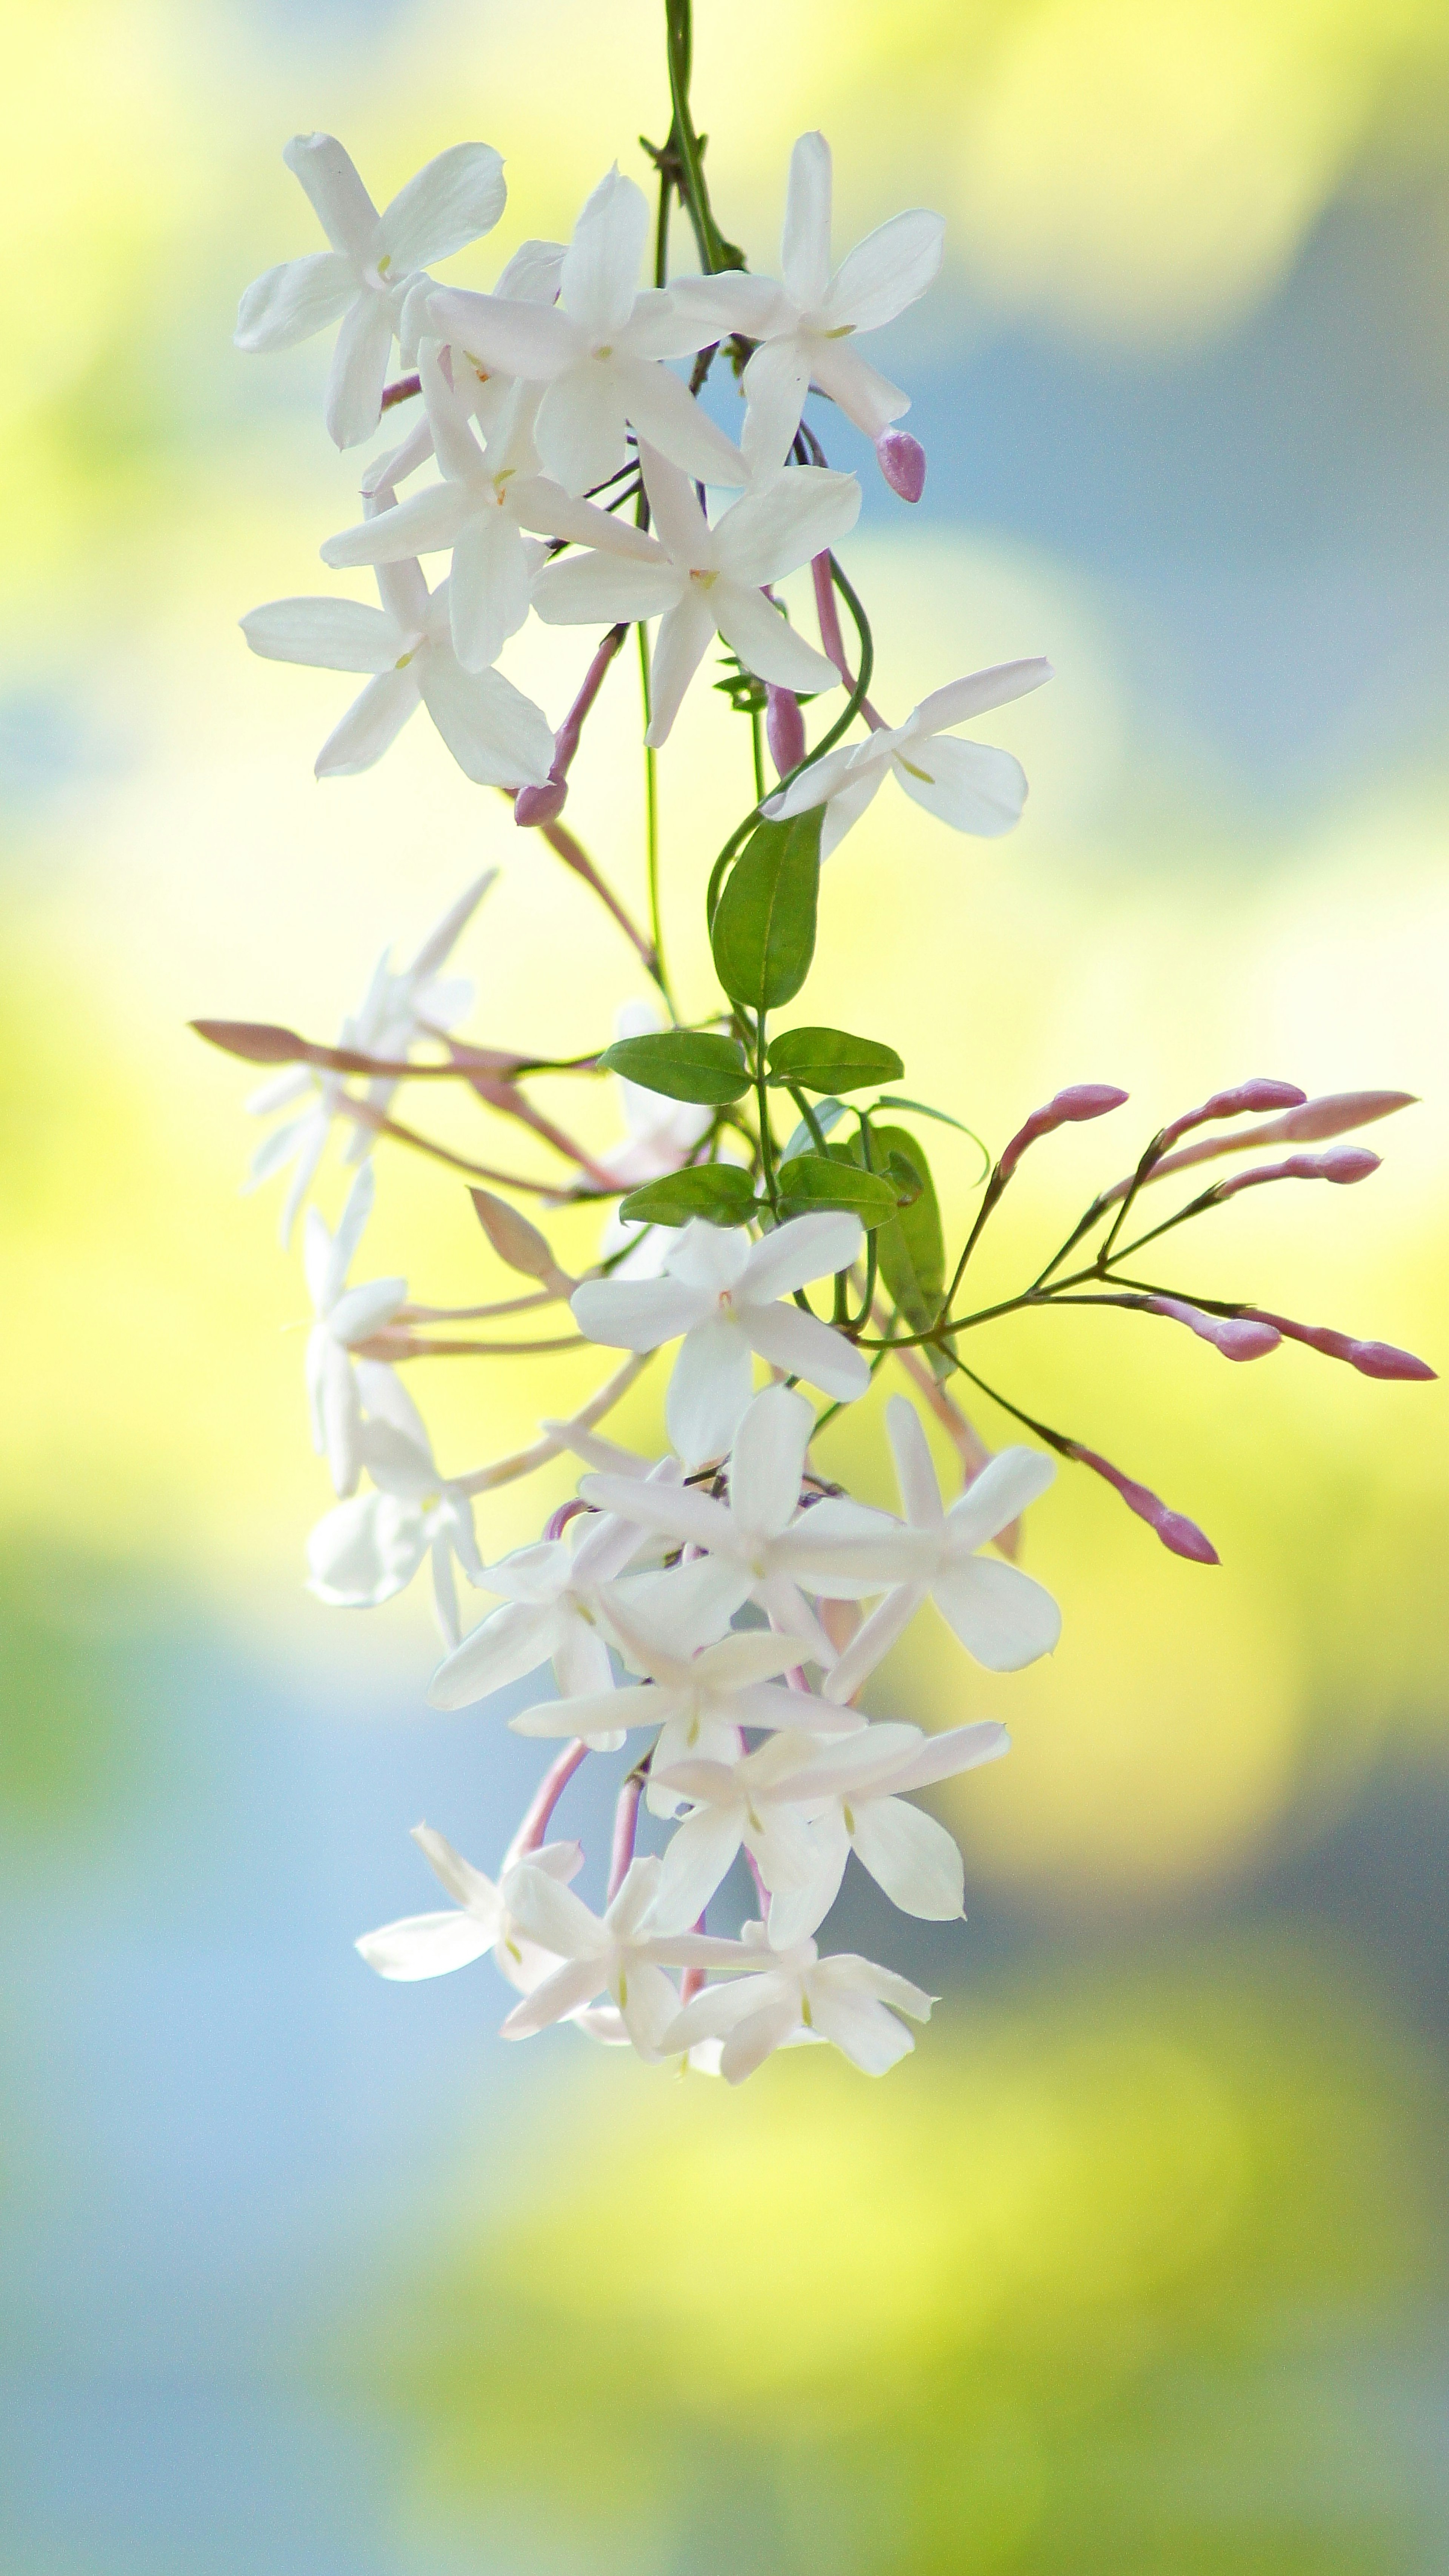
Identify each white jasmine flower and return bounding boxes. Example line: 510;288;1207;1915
532;444;858;745
498;1855;753;2055
680;131;943;470
322;349;662;673
764;1718;1009;1948
307;1394;484;1648
365;242;568;496
241;555;555;787
357;1824;582;1989
764;661;1054;857
820;1397;1062;1699
647;1722;921;1935
427;166;746;495
571;1213;871;1466
663;1927;935;2082
509;1614;862;1775
235;134;507;448
245;869;495;1244
303;1164;407;1497
580;1386;927;1661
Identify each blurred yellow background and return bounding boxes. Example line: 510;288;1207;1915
2;2;1446;2569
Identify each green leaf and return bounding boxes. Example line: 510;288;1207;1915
766;1026;904;1093
618;1165;759;1228
874;1095;991;1180
597;1031;751;1106
780;1097;848;1163
851;1124;946;1336
709;807;822;1014
775;1151;901;1229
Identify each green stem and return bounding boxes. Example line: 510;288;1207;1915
663;0;743;274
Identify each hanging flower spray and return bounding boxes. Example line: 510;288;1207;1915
202;3;1432;2082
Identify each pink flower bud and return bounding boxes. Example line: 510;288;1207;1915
515;776;569;827
998;1084;1129;1180
875;428;927;503
1068;1442;1220;1563
765;684;806;777
1160;1078;1306;1154
1136;1295;1281;1362
1213;1147;1380;1201
1251;1311;1435;1381
1268;1089;1417;1145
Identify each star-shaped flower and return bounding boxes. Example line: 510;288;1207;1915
508;1611;862;1778
761;1718;1008;1948
357;1823;581;1989
306;1382;484;1647
498;1855;753;2055
532;444;858;745
818;1396;1062;1700
663;1927;936;2082
235;134;507;448
764;661;1053;857
427;166;746;495
242;549;555;787
680;131;943;471
647;1722;924;1935
570;1212;870;1465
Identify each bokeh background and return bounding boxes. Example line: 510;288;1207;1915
3;0;1448;2567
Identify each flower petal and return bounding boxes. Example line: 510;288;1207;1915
413;1823;501;1916
242;597;398;673
532;547;681;627
321;481;474;568
714;467;861;590
667;1318;756;1467
500;1955;607;2037
913;659;1054;733
356;1909;495;1980
284;132;379;261
742;1210;864;1305
314;667;420;776
449;509;532;670
379;141;506;273
930;1557;1061;1670
782;131;834;309
428;1599;557;1706
644;591;718;746
744;1299;871;1403
713;585;841;695
429;284;577;379
325;288;395;450
536;364;631;495
561;166;649;338
849;1795;964;1920
419;654;554;786
740;337;814;476
728;1383;814;1536
944;1445;1056;1552
235;249;355;351
821;209;944;332
308;1491;425;1606
805;341;908;439
806;1985;915;2075
888;1719;1009;1795
504;1862;608;1961
649;1804;747;1934
611;354;746;486
886;1395;945;1527
719;1996;807;2082
821;1581;929;1702
638;444;712;567
569;1273;710;1353
892;737;1029;838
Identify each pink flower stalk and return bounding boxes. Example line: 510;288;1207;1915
679;1913;710;2008
1250;1311;1435;1381
1068;1441;1219;1564
1211;1146;1380;1202
1128;1294;1281;1362
765;683;806;777
811;551;886;727
875;428;926;502
998;1084;1130;1181
508;1739;591;1858
606;1772;645;1902
1158;1078;1306;1156
515;624;625;827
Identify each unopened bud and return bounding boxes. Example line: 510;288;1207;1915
1136;1295;1281;1362
1068;1441;1219;1564
998;1084;1129;1181
470;1187;573;1293
875;428;927;503
515;776;569;827
1160;1077;1306;1155
1251;1310;1435;1381
1269;1089;1417;1145
765;684;807;778
1214;1147;1380;1202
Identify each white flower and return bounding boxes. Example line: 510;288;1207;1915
235;134;507;448
245;869;495;1245
579;1385;928;1661
427;166;745;496
591;1000;712;1282
647;1722;921;1935
762;1718;1009;1948
679;131;943;471
764;661;1054;858
357;1824;582;1990
820;1396;1062;1700
241;552;555;787
362;241;568;499
498;1855;753;2055
303;1164;407;1497
307;1383;484;1647
571;1213;871;1465
663;1927;935;2082
532;444;858;746
509;1613;862;1778
321;349;664;674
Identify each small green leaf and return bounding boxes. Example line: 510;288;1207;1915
851;1123;946;1340
618;1165;759;1228
709;807;822;1014
766;1026;904;1093
775;1152;901;1229
598;1031;751;1106
780;1097;849;1163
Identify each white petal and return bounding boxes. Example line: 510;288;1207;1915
429;283;577;379
740;337;814;476
820;1954;935;2020
577;1474;734;1555
308;1491;425;1606
781;131;833;309
329;1276;406;1342
742;1211;864;1305
821;209;944;332
805;1986;915;2075
449;510;531;670
241;597;398;674
500;1955;607;2036
944;1446;1056;1551
666;1221;752;1292
714;467;861;590
535;364;630;495
822;1581;929;1702
818;764;889;859
375;555;429;634
930;1558;1061;1670
889;1719;1009;1795
504;1862;608;1961
850;1796;964;1920
561;166;649;337
284;132;379;261
325;288;395;450
892;737;1029;838
649;1805;746;1934
419;654;554;786
805;341;908;439
314;668;420;776
886;1395;945;1527
765;1812;849;1949
331;1163;377;1280
569;1273;711;1353
235;249;355;351
913;659;1054;733
666;1318;756;1467
612;355;746;487
744;1300;870;1403
727;1384;814;1537
713;584;841;695
719;1996;805;2082
413;1822;501;1917
618;1959;685;2059
380;142;506;273
637;443;712;567
427;1599;557;1706
511;1684;667;1738
321;482;474;567
532;549;682;627
763;737;871;818
644;591;718;747
551;1616;615;1701
356;1910;495;1980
